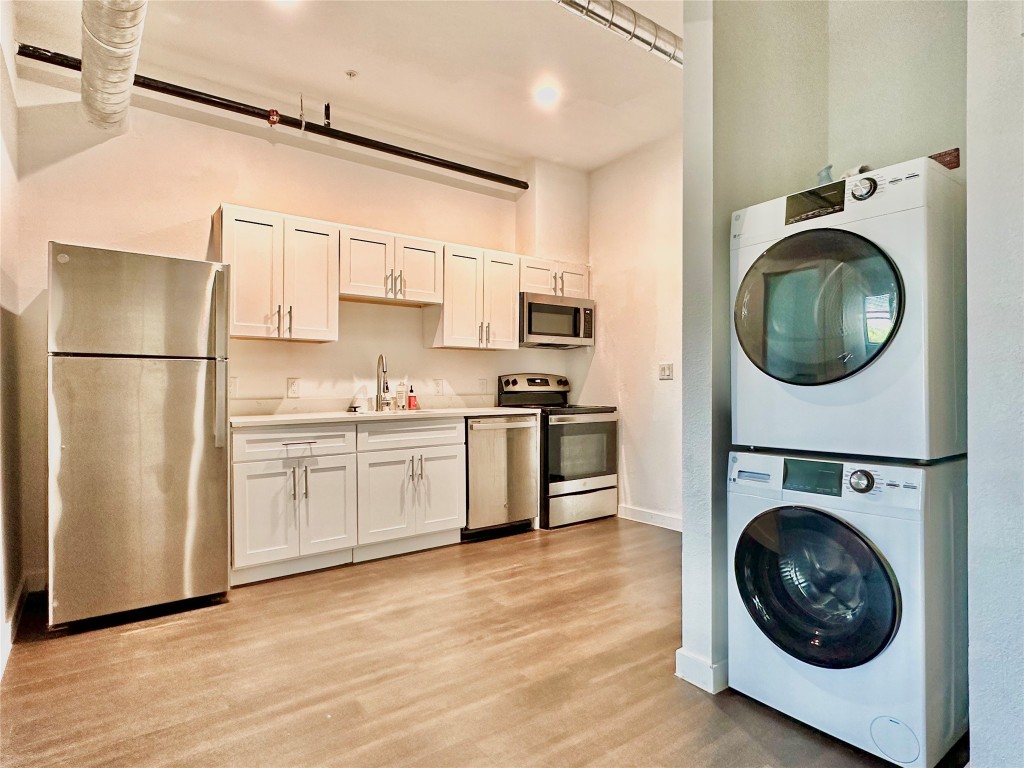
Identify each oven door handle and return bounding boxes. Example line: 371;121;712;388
549;413;618;425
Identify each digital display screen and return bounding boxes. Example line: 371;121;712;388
783;458;843;497
527;378;549;386
785;180;846;225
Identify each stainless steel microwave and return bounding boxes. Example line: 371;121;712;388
520;293;595;348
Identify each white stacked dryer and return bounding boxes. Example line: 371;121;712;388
727;157;969;768
731;157;965;461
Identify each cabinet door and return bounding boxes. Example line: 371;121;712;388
340;227;395;299
299;454;357;555
442;245;485;348
520;257;558;296
357;449;417;544
284;219;339;341
395;236;443;304
559;262;591;299
221;207;284;338
413;444;467;534
232;460;299;567
483;251;521;350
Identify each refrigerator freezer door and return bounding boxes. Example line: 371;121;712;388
48;356;229;625
48;242;228;359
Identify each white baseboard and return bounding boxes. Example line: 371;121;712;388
231;549;354;586
676;646;728;693
618;504;683;532
2;573;27;681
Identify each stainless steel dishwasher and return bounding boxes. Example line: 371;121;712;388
464;415;540;538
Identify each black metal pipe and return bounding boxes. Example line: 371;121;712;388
17;43;529;190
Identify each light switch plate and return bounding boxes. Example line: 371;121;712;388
658;363;674;381
433;378;444;395
228;377;238;399
286;378;300;398
478;378;489;393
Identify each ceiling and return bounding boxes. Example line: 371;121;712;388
13;0;684;173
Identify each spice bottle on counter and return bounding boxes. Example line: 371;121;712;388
407;386;419;410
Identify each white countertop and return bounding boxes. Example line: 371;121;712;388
230;407;540;429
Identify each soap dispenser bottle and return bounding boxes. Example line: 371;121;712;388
408;385;418;410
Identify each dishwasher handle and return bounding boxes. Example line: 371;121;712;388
469;419;537;431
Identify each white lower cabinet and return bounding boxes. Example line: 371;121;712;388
232;418;467;582
357;443;466;544
232;454;357;568
232;460;300;567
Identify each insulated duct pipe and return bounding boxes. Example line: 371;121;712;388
553;0;683;68
80;0;148;129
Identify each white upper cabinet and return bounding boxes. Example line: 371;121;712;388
483;250;520;350
339;227;394;300
284;220;340;341
340;228;443;305
519;256;590;299
395;236;444;304
425;245;519;349
221;207;284;339
219;205;339;342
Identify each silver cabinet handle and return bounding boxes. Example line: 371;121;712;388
478;322;484;345
418;454;424;480
290;466;297;499
303;464;309;498
397;269;404;298
288;305;293;336
281;440;318;446
276;304;283;337
552;273;558;294
560;273;565;295
485;323;491;345
409;455;415;481
388;268;395;296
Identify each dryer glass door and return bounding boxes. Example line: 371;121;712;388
735;229;903;385
735;506;901;669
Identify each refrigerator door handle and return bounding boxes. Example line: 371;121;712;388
214;360;227;448
213;265;229;359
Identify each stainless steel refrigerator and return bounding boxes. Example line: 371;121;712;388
47;242;230;625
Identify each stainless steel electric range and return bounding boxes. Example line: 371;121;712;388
497;373;618;528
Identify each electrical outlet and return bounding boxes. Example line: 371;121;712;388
658;363;674;381
228;377;238;399
286;378;300;398
478;378;489;394
432;378;444;395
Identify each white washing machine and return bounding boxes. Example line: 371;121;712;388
731;157;966;461
727;451;967;768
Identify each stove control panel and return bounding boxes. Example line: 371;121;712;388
498;373;570;393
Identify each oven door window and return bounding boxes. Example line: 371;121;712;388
529;302;579;338
548;421;617;483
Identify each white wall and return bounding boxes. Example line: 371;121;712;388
0;0;23;681
828;1;967;177
515;158;589;263
677;0;829;693
6;74;577;592
575;132;682;530
965;2;1024;765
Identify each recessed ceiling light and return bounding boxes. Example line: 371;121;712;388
532;79;562;111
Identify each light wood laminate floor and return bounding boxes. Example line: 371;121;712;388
1;519;961;767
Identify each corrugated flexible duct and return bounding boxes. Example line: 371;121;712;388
553;0;683;68
80;0;148;129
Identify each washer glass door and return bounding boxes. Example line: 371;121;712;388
735;229;903;385
735;506;901;669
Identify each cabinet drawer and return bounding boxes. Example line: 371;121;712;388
357;418;465;451
232;424;357;462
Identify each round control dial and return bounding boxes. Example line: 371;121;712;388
850;177;878;201
849;469;875;493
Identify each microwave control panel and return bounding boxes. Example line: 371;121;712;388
582;308;594;339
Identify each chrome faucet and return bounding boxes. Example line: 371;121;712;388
376;353;389;411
